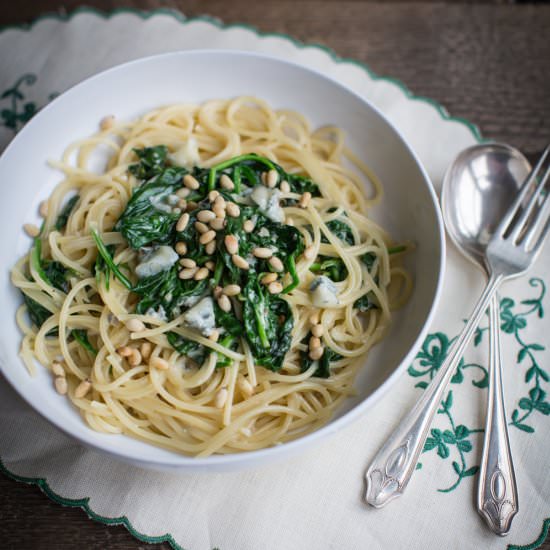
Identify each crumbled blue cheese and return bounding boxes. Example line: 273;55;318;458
148;195;173;213
182;297;216;336
135;246;178;279
145;305;168;322
310;276;339;307
168;137;200;169
250;185;284;223
258;227;270;238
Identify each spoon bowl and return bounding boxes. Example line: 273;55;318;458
442;143;531;272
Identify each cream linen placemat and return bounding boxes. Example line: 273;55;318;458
0;9;548;550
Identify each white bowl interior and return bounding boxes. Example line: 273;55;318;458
0;51;444;471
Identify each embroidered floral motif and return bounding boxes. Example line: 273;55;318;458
0;74;38;132
409;277;548;492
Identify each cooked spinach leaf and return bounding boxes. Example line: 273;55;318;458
300;339;342;378
166;332;208;365
91;228;132;290
72;329;97;355
129;145;169;180
23;293;53;329
55;195;79;231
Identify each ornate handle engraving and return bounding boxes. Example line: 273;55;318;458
480;467;517;534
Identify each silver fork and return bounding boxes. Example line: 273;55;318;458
365;145;550;510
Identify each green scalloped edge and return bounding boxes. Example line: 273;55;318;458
0;458;183;549
0;6;546;550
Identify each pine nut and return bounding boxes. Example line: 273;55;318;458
311;324;324;338
214;195;226;209
280;180;290;193
54;376;68;395
179;258;196;268
232;254;249;270
205;240;216;255
268;281;283;294
176;187;190;198
179;267;198;279
140;342;152;360
309;311;320;325
213;286;223;299
309;346;324;361
223;284;241;296
75;378;92;398
194;267;209;280
197;210;216;223
199;230;216;245
128;349;142;366
266;169;278;188
39;200;48;217
150;356;170;370
253;247;273;259
261;272;278;285
243;219;255;233
177;198;187;210
220;174;235;190
208;190;219;202
210;218;226;231
176;212;190;232
268;256;284;272
52;362;65;377
299;192;312;208
100;115;115;130
117;346;133;357
238;377;254;397
172;207;182;215
226;202;240;217
224;234;239;255
208;330;220;342
213;205;226;219
126;318;146;332
175;241;187;255
261;172;267;185
215;388;228;408
195;221;209;233
303;245;315;260
186;201;198;211
309;336;321;350
23;223;40;237
205;260;216;271
217;294;232;312
183;174;200;190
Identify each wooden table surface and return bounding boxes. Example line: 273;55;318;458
1;1;549;549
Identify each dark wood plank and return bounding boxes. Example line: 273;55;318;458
0;2;549;549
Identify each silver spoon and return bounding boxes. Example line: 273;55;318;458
441;143;530;535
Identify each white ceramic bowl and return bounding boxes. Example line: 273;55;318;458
0;51;445;471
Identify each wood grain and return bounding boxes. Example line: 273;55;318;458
1;2;549;549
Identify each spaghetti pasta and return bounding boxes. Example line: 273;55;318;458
12;97;412;456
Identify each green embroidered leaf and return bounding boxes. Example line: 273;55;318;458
454;425;469;440
442;430;456;444
452;461;461;475
535;401;550;415
407;365;426;377
529;387;546;403
474;328;483;347
539;368;550;382
437;443;449;459
457;440;472;453
451;365;464;384
511;409;519;422
525;366;536;383
519;398;533;411
500;297;514;310
514;423;535;433
415;463;422;470
472;371;489;389
463;466;480;477
423;438;437;452
518;347;528;363
442;391;453;411
529;343;545;351
414;381;429;389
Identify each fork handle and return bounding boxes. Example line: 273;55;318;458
365;273;504;508
477;293;518;535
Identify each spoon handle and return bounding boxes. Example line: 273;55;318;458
477;293;518;535
365;273;504;508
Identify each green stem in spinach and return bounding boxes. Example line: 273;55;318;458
233;165;242;194
253;304;270;349
208;154;277;190
72;329;97;356
388;245;407;254
90;228;132;290
282;253;300;294
211;259;224;288
31;238;50;284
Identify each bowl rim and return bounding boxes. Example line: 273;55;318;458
0;49;446;469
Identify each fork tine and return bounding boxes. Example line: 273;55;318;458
510;161;550;242
496;145;550;237
526;192;550;255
